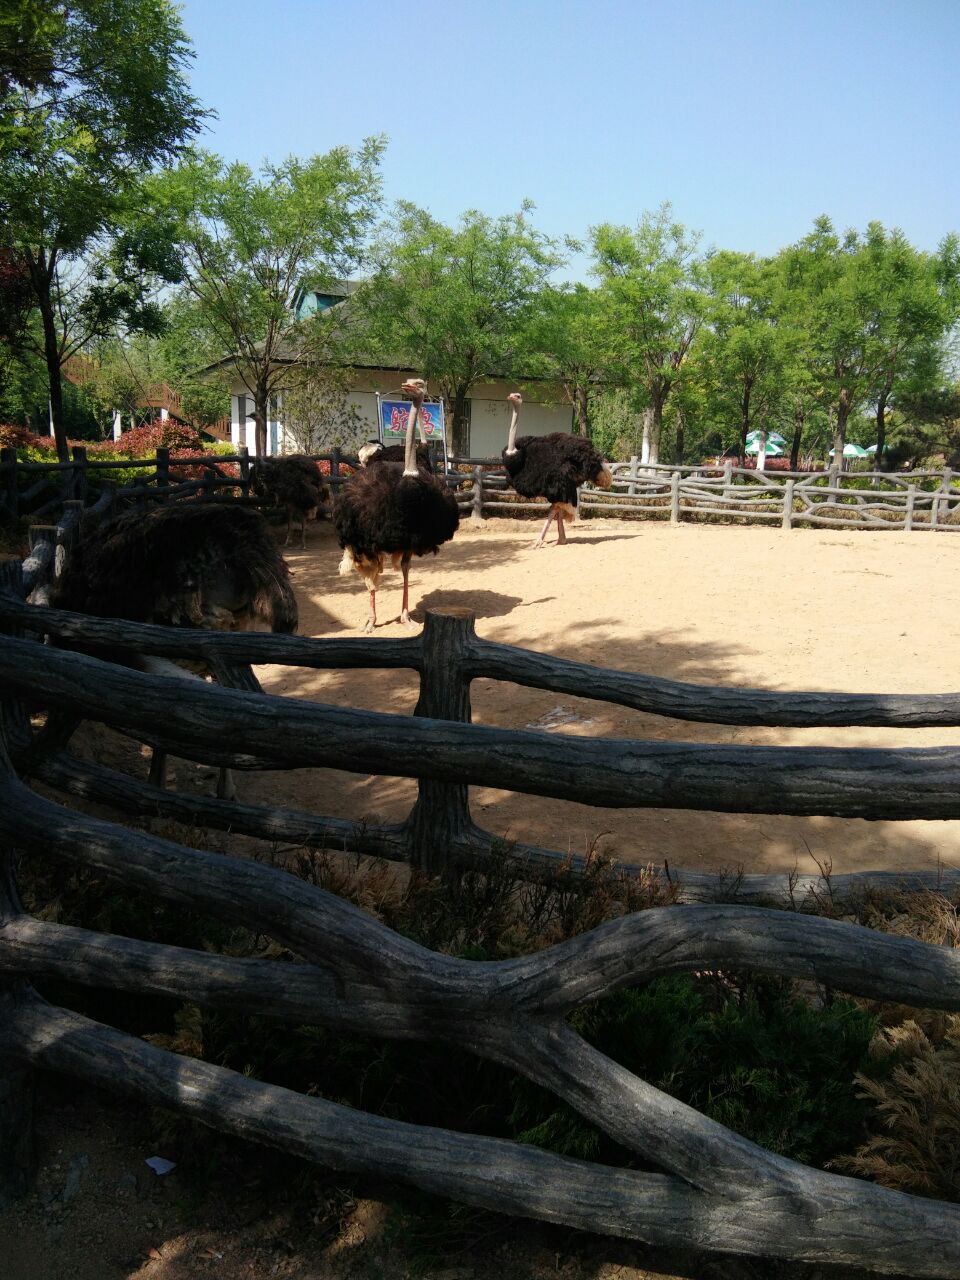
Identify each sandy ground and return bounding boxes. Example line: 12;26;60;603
237;516;960;886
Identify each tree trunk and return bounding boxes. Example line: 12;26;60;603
790;404;804;471
834;387;853;466
253;382;269;459
29;255;68;464
451;385;471;457
875;386;889;471
573;385;589;437
673;411;685;466
739;381;753;467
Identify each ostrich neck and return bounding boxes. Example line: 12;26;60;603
505;408;520;455
404;403;420;476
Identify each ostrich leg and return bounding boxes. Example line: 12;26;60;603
556;509;567;545
283;512;292;547
534;505;557;548
399;552;415;626
300;514;307;550
363;590;377;634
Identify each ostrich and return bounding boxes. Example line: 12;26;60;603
501;392;612;546
334;378;459;631
52;501;298;798
250;455;329;548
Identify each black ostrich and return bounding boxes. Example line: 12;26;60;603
334;378;459;631
501;392;612;546
53;502;298;797
250;455;329;548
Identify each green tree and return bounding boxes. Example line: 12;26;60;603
591;205;706;466
520;283;613;437
700;251;794;466
0;0;204;459
864;227;960;464
354;201;560;455
160;143;383;457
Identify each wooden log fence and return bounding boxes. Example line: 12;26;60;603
6;444;960;533
4;507;960;1272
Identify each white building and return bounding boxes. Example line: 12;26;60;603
217;286;574;459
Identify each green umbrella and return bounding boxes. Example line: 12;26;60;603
746;429;787;446
829;444;869;458
745;438;784;456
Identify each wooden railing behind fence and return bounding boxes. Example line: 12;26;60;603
3;504;960;1274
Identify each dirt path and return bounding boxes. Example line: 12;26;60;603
240;517;960;885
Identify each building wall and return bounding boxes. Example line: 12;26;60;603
227;369;572;457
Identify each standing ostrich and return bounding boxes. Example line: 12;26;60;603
52;502;298;798
250;455;329;548
501;392;612;546
334;378;459;631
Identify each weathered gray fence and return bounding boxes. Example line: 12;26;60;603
3;513;960;1273
10;444;960;533
452;455;960;531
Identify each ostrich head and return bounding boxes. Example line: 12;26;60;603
400;377;428;475
505;391;523;454
401;378;427;404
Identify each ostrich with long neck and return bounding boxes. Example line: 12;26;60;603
334;378;459;631
502;391;612;546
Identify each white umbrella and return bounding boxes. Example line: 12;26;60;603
745;438;784;456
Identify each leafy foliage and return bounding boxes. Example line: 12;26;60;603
353;201;561;453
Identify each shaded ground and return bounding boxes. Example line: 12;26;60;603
0;1084;901;1280
246;517;960;886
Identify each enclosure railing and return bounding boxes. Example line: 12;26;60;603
451;455;960;531
3;508;960;1273
6;444;959;532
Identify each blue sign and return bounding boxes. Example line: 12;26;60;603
379;399;445;443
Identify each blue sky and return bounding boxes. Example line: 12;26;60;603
179;0;959;269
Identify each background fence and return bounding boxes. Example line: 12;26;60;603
5;445;960;532
3;501;960;1272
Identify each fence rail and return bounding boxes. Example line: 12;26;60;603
5;444;960;532
3;503;960;1274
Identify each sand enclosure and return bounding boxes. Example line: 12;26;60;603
228;515;960;884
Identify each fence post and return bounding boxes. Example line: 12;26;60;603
722;458;733;503
331;445;341;496
238;446;251;499
931;467;952;529
26;527;56;606
155;447;170;490
472;465;483;522
670;471;681;525
627;454;639;496
70;446;87;504
905;485;916;531
782;477;795;531
0;558;35;1205
408;609;475;876
1;448;17;521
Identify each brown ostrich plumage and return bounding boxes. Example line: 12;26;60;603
501;392;612;546
250;455;329;548
333;379;459;631
53;501;298;796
